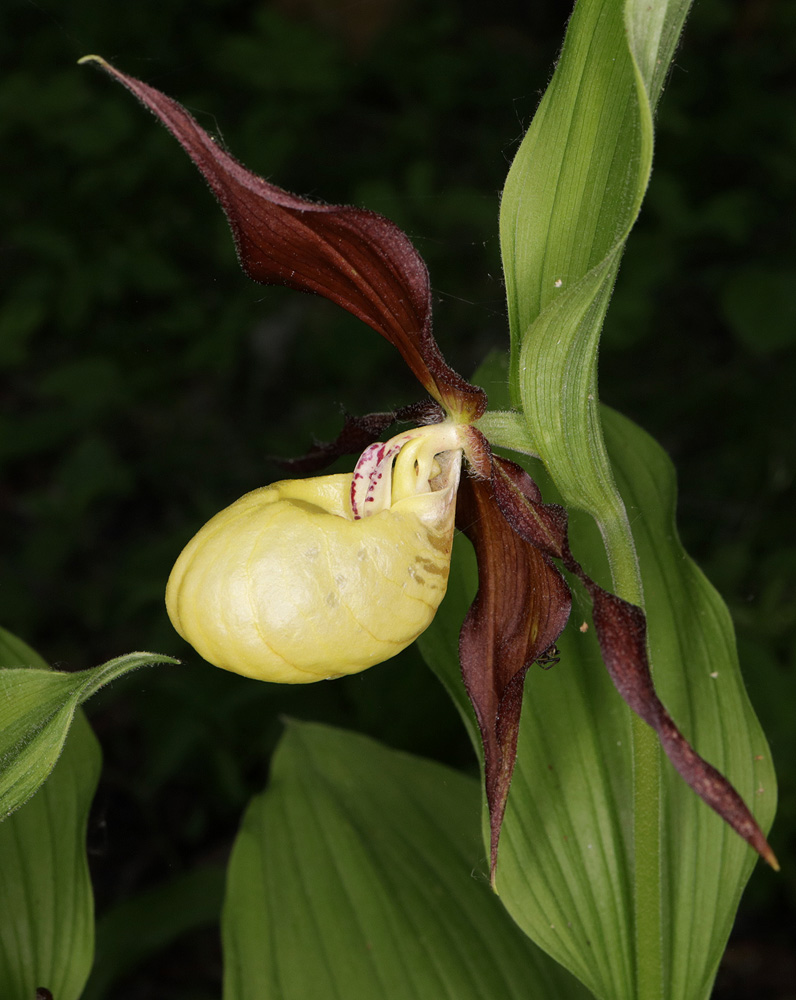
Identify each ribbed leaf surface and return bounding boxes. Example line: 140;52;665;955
0;629;101;1000
500;0;691;528
0;646;176;818
421;406;776;999
222;721;591;1000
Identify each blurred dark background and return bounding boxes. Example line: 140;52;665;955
2;0;794;996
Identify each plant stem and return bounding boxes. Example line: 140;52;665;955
474;410;538;458
600;510;662;1000
631;714;662;999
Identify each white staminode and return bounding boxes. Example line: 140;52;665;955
350;423;467;519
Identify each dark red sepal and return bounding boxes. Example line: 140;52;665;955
276;401;445;474
492;456;779;871
456;472;571;882
81;57;486;421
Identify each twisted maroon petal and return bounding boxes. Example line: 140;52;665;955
81;57;486;421
456;471;571;880
491;456;778;871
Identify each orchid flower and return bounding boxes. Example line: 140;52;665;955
80;56;777;879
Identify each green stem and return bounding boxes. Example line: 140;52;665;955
631;714;663;999
473;410;539;458
599;511;662;1000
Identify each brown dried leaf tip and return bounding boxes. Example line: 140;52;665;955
81;57;777;881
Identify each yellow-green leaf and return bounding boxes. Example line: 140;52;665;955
0;636;176;819
0;630;102;1000
222;721;591;1000
423;407;777;1000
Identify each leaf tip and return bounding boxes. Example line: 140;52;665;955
760;840;780;872
77;54;107;68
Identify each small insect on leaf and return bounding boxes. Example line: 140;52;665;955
536;644;561;670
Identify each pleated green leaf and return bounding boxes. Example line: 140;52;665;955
500;0;690;536
423;404;777;1000
0;629;102;1000
486;0;778;995
0;639;177;819
222;721;591;1000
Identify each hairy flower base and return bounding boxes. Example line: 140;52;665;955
166;431;462;683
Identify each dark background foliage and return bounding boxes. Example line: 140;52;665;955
3;0;795;996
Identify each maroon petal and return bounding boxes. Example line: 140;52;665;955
456;473;571;881
80;56;486;421
275;401;445;475
491;456;779;871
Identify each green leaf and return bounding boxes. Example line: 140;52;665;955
0;636;177;818
445;409;775;1000
0;630;102;1000
499;0;690;530
222;721;591;1000
494;1;741;996
428;346;776;997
